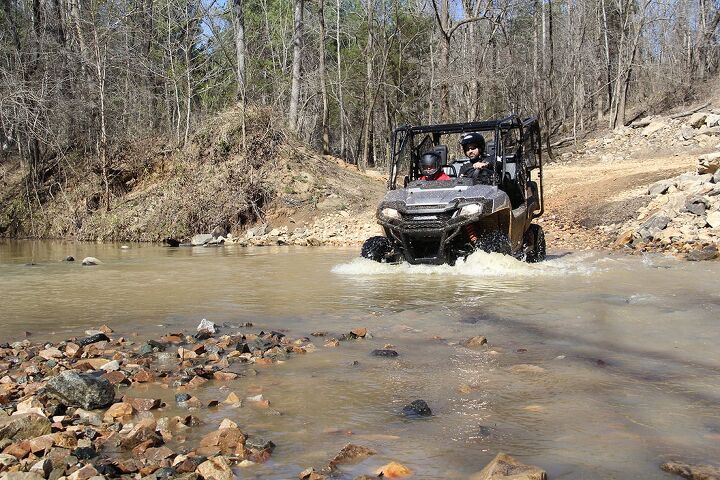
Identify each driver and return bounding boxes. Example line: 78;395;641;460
458;132;495;182
418;152;451;181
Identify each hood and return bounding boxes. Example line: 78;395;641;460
382;183;510;213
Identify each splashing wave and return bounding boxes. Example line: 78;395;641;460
332;250;600;277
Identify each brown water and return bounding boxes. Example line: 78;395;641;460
1;239;719;479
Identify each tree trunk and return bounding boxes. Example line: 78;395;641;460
288;0;304;132
233;0;247;147
360;0;374;170
335;0;345;157
318;0;329;154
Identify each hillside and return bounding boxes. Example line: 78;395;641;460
0;107;386;245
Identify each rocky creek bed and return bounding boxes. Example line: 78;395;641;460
0;321;555;480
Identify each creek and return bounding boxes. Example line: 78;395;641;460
1;240;719;479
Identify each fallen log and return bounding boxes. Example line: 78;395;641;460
670;102;711;119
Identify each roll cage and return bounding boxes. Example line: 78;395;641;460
388;114;544;217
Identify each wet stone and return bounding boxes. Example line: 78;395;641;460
470;453;546;480
72;446;97;460
46;371;115;410
661;461;720;480
371;349;398;357
402;400;432;417
77;333;110;347
245;437;274;452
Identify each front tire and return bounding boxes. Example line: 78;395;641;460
361;236;392;262
525;224;546;263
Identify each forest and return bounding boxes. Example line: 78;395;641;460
1;0;719;179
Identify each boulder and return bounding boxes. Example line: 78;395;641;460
706;113;720;128
190;234;213;246
686;246;718;261
81;257;101;266
688;112;708;128
46;371;115;409
196;456;233;480
470;453;547;480
661;461;720;480
707;211;720;229
196;319;216;334
0;414;51;441
641;122;667;137
199;426;246;455
698;152;720;175
648;180;673;196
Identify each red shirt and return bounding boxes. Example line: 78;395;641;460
420;171;451;181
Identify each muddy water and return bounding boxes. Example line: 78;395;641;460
2;239;720;479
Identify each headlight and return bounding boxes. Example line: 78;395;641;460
381;208;401;219
459;203;482;217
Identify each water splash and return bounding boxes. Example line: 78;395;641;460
332;250;600;277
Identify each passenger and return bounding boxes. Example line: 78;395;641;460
418;152;451;181
458;132;495;182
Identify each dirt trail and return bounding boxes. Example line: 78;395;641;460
540;149;697;251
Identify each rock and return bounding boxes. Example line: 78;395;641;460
105;402;134;420
689;112;709;128
211;226;227;239
661;461;720;480
245;437;274;453
120;418;162;450
72;446;97;460
196;456;233;480
699;152;720;175
46;371;115;409
77;333;110;346
2;473;45;480
686;246;718;261
67;464;98;480
196;319;216;334
190;234;213;246
123;397;161;411
641;121;666;137
81;257;101;266
371;349;398;357
374;462;413;478
0;414;51;441
463;336;488;348
706;113;720;128
470;453;547;480
199;426;246;455
328;444;375;469
685;202;706;216
707;211;720;228
100;360;120;372
0;452;18;467
350;328;367;338
39;348;63;360
65;256;75;262
402;399;432;417
74;408;102;426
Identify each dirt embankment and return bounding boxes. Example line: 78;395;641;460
540;104;720;259
0;107;386;244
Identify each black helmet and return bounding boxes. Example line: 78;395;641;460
459;132;485;151
419;152;441;177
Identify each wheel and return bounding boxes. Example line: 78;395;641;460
525;224;546;263
361;236;392;262
478;231;511;255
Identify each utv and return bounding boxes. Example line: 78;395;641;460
361;115;546;265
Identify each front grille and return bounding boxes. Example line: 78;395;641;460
401;211;453;230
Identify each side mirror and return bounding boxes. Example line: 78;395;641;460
403;176;410;188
